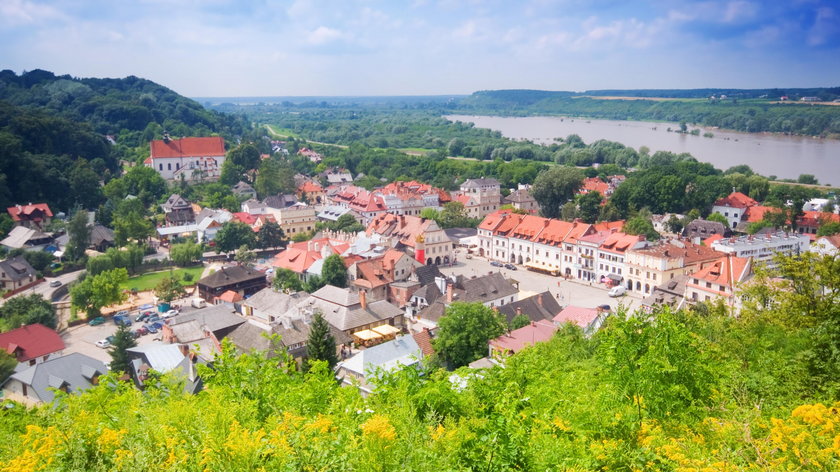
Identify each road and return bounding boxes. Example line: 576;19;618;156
0;269;85;305
440;253;643;314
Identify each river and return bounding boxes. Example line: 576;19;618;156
446;115;840;182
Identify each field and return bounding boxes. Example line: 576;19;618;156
119;266;205;292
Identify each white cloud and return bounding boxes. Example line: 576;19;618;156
0;0;63;26
808;6;837;46
307;26;343;45
722;1;758;23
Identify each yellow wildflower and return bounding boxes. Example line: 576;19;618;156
361;414;397;441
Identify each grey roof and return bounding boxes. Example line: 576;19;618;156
197;265;265;289
263;194;298;209
504;188;536;204
642;275;689;309
413;283;442;305
170;304;246;334
232;181;256;195
684;219;728;239
242;288;309;319
162;194;191;212
90;224;114;246
126;342;186;372
169;320;206;343
339;335;422;378
497;291;561;324
459;272;518;303
157;225;199;236
413;265;443;286
228;320;277;353
444;227;478;241
0;256;37;282
312;285;360;307
228;318;351;357
461;178;500;188
1;226;51;249
5;353;107;404
317;205;351;221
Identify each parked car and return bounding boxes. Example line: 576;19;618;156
598;304;612;311
88;316;106;326
95;339;111;349
116;310;129;317
145;324;159;334
504;263;517;270
490;261;503;267
147;315;162;323
148;322;164;331
162;309;179;319
113;315;132;327
135;312;152;323
133;326;148;337
49;280;62;288
608;286;626;297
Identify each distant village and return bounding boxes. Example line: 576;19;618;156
1;134;839;404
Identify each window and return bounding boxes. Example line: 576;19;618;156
167;163;172;171
159;164;163;171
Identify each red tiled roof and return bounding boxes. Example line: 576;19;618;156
7;203;53;222
688;255;751;289
817;234;840;249
272;238;349;273
0;324;65;362
509;215;549;240
232;212;257;225
553;306;599;329
600;231;643;254
532;219;574;245
703;234;724;246
298;181;324;193
579;177;610;196
798;211;840;227
217;290;243;303
412;329;435;357
490;320;557;354
478;210;512;231
630;240;722;264
744;205;781;223
149;137;225;159
714;192;758;209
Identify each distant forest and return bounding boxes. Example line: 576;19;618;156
454;89;840;137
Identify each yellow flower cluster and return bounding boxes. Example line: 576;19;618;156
765;402;840;468
2;425;60;472
361;414;397;442
97;427;127;452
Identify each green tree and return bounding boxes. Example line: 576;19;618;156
255;157;282;198
113;199;153;246
235;244;256;267
320;254;347;288
560;201;578;221
306;312;338;369
214;221;256;253
228;143;261;171
170;240;203;266
433;302;507;368
817;222;840;236
0;214;13;240
798;174;818;185
108;324;137;374
624;215;660;241
70;268;128;317
509;314;531;331
577;191;602;224
65;207;91;261
69;159;104;209
0;294;57;331
256;221;285;249
0;350;16;384
706;212;729;228
531;166;584;219
665;214;684;233
273;268;304;292
154;275;186;303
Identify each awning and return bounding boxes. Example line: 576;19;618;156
607;274;622;282
353;329;382;341
372;325;400;336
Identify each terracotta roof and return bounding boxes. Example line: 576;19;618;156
553;306;599;329
798;211;840;227
298;181;323;193
509;215;549;240
714;192;758;209
149;137;225;159
7;203;52;222
599;231;643;254
704;234;724;246
630;240;722;264
272;238;349;273
532;219;574;245
411;329;435;357
744;205;781;223
478;210;512;231
217;290;243;303
0;324;65;363
489;320;557;354
366;213;434;248
688;255;751;289
817;234;840;249
580;177;610;195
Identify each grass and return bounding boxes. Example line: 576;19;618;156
120;266;205;292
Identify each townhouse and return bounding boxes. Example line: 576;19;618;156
625;240;723;296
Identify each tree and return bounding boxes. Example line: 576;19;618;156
438;201;476;228
0;294;57;331
255;158;282;198
113;199;153;246
70;268;128;317
109;324;137;374
577;191;602;224
0;350;16;384
624;215;660;241
433;302;508;368
321;254;347;288
154;275;186;303
170;240;203;266
256;221;285;249
798;174;818;185
706;212;729;228
227;143;261;171
665;214;683;234
306;312;338;369
235;244;256;267
69;159;104;209
531;167;584;219
560;201;577;221
509;314;531;331
817;222;840;237
65;207;91;261
273;268;304;292
214;221;256;253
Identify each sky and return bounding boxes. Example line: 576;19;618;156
1;0;839;97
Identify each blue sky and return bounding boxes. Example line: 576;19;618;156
1;0;838;96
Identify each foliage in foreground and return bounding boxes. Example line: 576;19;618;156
1;254;839;471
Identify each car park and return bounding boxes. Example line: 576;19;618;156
490;261;503;267
88;316;106;326
95;339;111;349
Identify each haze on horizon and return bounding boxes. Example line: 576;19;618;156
1;0;838;98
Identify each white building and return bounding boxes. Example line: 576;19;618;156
144;136;226;181
711;232;810;265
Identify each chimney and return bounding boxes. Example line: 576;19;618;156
359;289;367;309
446;283;454;303
515;306;522;316
537;293;543;307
